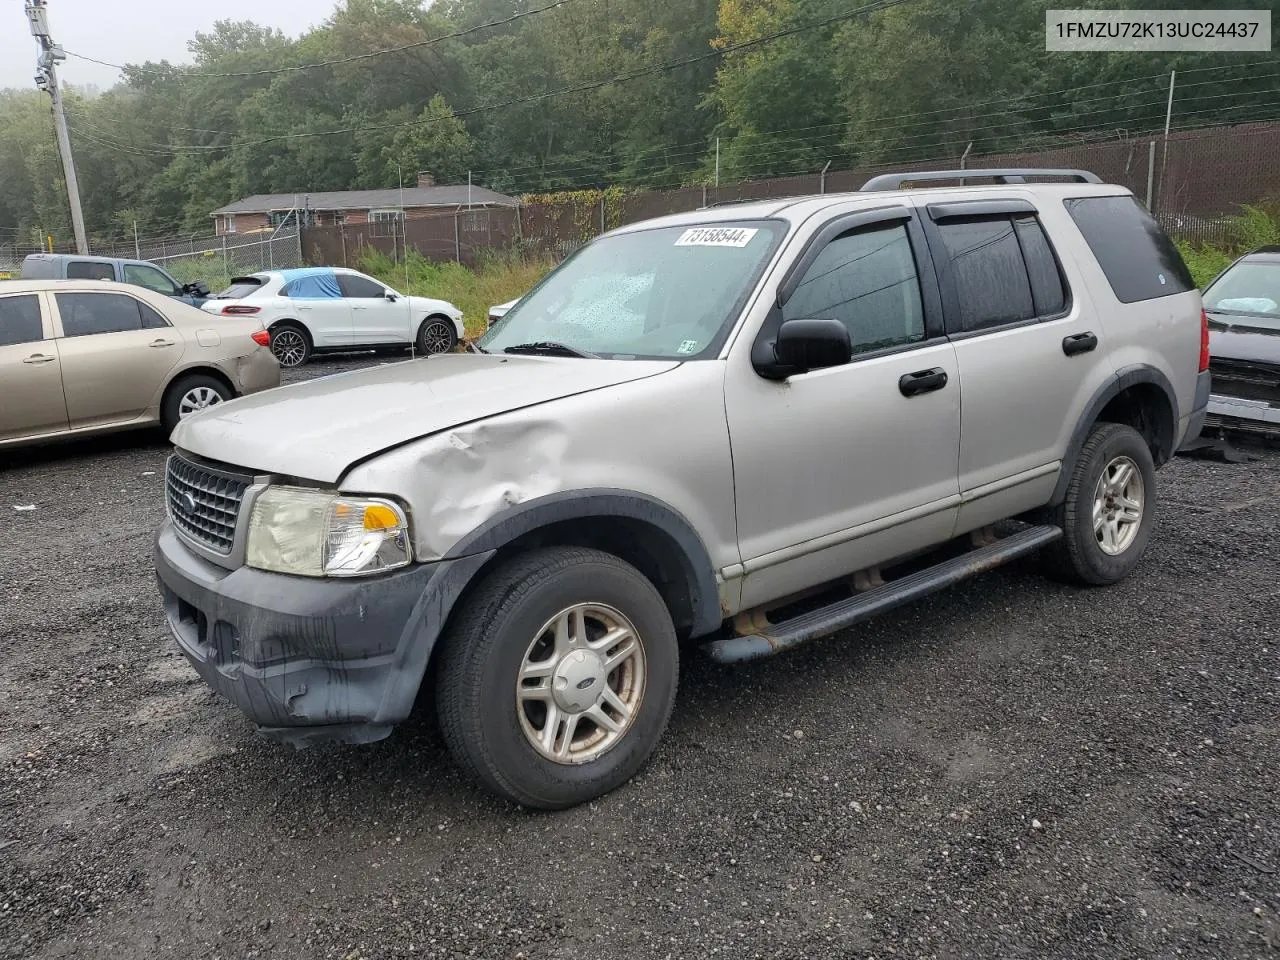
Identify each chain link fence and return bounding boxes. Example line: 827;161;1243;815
0;226;304;289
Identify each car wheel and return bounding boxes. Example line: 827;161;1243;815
1044;422;1157;585
162;374;232;435
417;316;458;355
436;546;679;810
270;323;311;367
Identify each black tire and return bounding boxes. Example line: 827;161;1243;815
270;322;312;367
436;546;679;810
1043;422;1157;586
417;315;459;355
161;374;232;435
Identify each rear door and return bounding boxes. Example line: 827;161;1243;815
0;291;68;442
51;291;186;429
920;197;1116;532
340;272;410;345
284;277;352;348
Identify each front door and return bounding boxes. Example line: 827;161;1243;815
340;273;411;345
0;291;68;442
919;198;1118;531
51;291;186;429
726;209;962;609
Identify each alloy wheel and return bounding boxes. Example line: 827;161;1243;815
272;329;307;367
1093;455;1144;555
515;603;647;764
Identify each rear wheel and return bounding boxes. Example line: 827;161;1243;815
162;374;232;434
436;547;678;809
417;316;458;355
1044;422;1156;585
270;322;311;367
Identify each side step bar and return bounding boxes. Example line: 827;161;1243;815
705;524;1063;664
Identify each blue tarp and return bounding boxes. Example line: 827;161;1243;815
280;267;342;299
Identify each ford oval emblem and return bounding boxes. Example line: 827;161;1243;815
576;676;596;690
183;492;198;513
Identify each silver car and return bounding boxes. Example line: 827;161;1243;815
1;279;279;448
154;168;1208;809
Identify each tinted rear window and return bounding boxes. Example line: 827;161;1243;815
66;260;116;281
215;276;268;299
1064;195;1194;303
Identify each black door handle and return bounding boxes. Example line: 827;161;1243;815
899;367;948;397
1062;332;1098;356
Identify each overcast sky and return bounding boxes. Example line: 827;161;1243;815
1;0;332;91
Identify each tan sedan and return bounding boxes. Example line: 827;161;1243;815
1;279;279;449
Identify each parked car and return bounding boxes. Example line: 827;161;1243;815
204;267;464;367
1;279;278;449
154;167;1208;809
1201;245;1280;437
20;253;211;307
488;297;518;329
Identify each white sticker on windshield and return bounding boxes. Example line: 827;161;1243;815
677;339;699;354
674;227;759;248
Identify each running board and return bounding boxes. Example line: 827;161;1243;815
705;524;1063;664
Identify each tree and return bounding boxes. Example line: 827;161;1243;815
380;95;476;186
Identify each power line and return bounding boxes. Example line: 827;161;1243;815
63;0;585;79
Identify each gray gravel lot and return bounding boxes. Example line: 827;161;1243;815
2;354;1278;959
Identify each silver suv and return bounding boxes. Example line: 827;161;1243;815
154;168;1210;809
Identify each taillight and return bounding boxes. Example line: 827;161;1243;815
1199;308;1210;372
221;304;260;316
251;330;271;347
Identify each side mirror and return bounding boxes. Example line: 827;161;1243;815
753;318;852;380
183;281;211;298
385;291;398;302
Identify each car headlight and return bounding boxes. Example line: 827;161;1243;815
246;486;412;577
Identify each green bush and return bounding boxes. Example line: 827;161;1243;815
360;248;555;339
1173;203;1280;288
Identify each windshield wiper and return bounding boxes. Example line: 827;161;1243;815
503;341;599;359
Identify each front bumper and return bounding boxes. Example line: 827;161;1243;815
155;521;448;746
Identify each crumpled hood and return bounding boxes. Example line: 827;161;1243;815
172;353;680;483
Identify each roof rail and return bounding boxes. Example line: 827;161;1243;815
860;168;1103;191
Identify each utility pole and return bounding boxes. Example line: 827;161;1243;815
27;0;88;254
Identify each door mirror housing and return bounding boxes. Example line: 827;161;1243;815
754;317;852;380
385;291;399;302
182;280;211;298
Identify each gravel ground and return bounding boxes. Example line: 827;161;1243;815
2;356;1278;959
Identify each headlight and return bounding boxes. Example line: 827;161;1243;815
246;486;412;577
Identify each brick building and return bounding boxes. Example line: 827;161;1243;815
210;172;519;237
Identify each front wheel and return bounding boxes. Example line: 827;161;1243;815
417;316;458;355
1044;422;1157;585
435;547;679;809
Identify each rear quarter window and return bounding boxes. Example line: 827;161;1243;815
66;260;117;281
1064;195;1194;303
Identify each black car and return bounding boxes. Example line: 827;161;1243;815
1203;246;1280;437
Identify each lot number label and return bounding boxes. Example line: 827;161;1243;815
674;227;758;247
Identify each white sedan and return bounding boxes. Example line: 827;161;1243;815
204;267;464;367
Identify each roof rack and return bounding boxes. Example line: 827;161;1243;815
860;168;1102;191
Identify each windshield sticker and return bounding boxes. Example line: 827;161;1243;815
677;339;699;354
674;227;759;248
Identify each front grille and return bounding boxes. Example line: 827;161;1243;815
1209;358;1280;406
166;455;252;555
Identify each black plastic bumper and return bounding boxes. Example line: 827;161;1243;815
154;522;489;746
